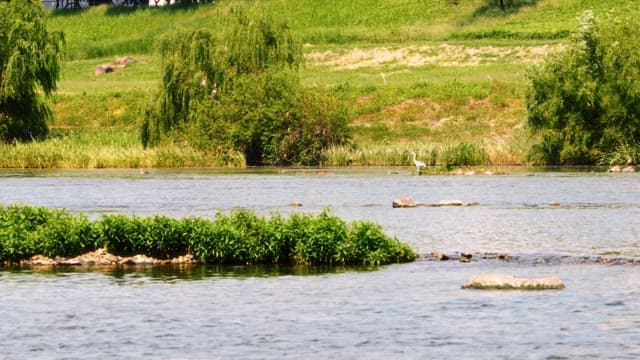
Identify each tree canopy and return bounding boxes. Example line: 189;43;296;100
142;8;350;166
0;0;65;143
526;11;640;165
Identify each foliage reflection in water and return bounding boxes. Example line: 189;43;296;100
2;263;383;282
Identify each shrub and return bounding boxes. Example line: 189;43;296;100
97;215;147;256
291;210;348;265
142;8;350;166
338;221;416;265
0;205;94;261
526;11;640;165
36;211;95;258
144;216;188;259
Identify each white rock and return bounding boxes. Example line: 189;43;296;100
462;273;564;290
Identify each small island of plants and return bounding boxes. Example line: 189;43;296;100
0;204;416;267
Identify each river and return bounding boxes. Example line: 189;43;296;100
1;168;638;359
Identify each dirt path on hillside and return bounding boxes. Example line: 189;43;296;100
305;44;563;69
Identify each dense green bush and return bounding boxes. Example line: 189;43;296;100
97;215;189;258
290;211;348;265
526;11;640;165
36;211;94;258
337;221;416;266
0;204;416;266
0;204;93;261
142;8;350;166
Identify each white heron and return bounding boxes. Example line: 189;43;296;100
411;152;426;170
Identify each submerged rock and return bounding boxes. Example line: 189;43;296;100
392;198;476;208
498;253;511;261
438;200;464;206
462;274;564;290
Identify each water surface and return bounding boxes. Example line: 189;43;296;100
1;169;639;359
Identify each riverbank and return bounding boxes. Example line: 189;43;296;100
4;1;632;169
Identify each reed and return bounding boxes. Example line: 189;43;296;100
597;144;640;167
0;131;245;168
0;204;416;266
322;142;491;168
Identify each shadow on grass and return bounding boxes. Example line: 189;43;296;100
472;0;539;18
103;1;214;16
50;7;90;17
48;1;216;18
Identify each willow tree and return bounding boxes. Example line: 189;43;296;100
143;8;301;146
0;0;65;142
142;8;349;166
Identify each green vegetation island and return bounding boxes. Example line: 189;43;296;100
0;204;416;266
1;0;639;169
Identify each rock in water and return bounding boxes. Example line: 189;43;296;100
392;197;418;208
459;253;472;263
438;200;464;206
431;252;449;261
462;274;564;290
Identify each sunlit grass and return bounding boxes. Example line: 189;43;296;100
0;130;244;169
47;0;636;61
21;0;637;168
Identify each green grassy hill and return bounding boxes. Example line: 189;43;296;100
2;0;634;168
50;0;635;59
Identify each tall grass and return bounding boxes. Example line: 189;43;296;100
323;142;489;168
0;130;244;168
0;204;416;266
